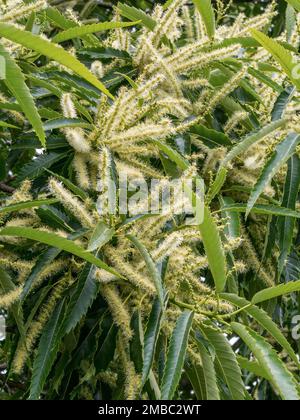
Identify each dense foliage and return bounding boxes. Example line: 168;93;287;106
0;0;300;400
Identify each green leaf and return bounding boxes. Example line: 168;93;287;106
117;2;156;30
192;0;215;39
272;85;295;121
88;222;115;252
46;7;80;30
207;168;227;204
200;325;245;400
0;199;58;216
195;339;220;400
153;140;190;171
0;227;122;278
61;264;98;335
286;5;297;41
219;203;300;218
130;309;161;399
252;280;300;305
220;293;300;367
0;121;20;129
285;0;300;12
17;152;69;182
232;322;300;400
45;169;88;201
278;155;300;274
127;234;165;307
21;248;61;301
36;206;73;233
142;298;164;387
0;43;45;146
161;310;194;400
237;356;271;381
185;363;206;400
248;67;283;94
190;124;232;149
94;323;118;373
246;133;300;217
52;21;139;43
199;206;227;293
219;197;241;239
0;23;114;100
29;299;65;400
222;119;287;168
251;29;300;90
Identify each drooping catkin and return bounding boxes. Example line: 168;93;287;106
116;335;140;400
73;153;90;190
13;274;70;373
49;178;95;228
0;285;23;308
100;284;132;341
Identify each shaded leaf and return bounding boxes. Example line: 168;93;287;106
161;311;194;400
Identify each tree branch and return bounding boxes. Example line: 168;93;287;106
0;182;15;194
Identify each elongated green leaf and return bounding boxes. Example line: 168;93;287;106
21;248;61;301
222;119;287;167
251;29;300;90
17;152;69;182
36;206;73;233
127;234;165;307
46;7;81;29
278;155;300;274
29;299;65;400
0;199;58;215
117;2;156;30
199;206;227;293
61;264;98;335
0;121;20;129
237;356;271;381
52;21;139;43
45;169;88;201
95;322;118;373
195;339;220;400
248;67;283;93
0;227;121;278
272;86;295;121
219;203;300;218
220;197;241;239
252;280;300;305
130;310;161;399
161;311;194;400
190;124;232;149
185;363;205;400
285;0;300;12
220;293;300;367
286;4;297;41
88;222;115;252
153;140;190;171
0;44;45;146
200;325;245;400
207;168;227;203
192;0;215;39
142;298;164;387
247;134;300;217
232;322;300;400
0;23;114;99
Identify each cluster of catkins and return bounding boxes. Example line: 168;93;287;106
1;0;300;397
